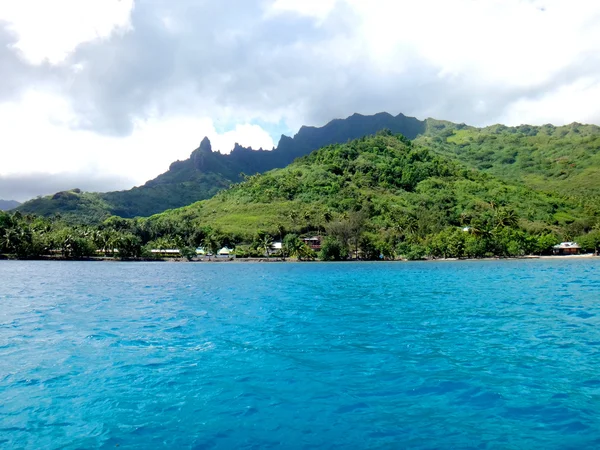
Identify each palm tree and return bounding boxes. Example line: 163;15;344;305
1;228;19;254
297;243;315;260
468;222;493;240
395;215;418;241
287;210;298;227
319;210;333;233
260;235;273;257
303;211;312;227
459;211;471;226
494;208;519;229
283;234;302;259
202;234;220;259
97;230;116;256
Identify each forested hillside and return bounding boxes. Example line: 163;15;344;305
418;120;600;205
147;132;599;259
3;133;599;260
17;113;424;222
14;111;600;234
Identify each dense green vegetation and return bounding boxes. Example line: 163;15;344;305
5;126;600;261
418;120;600;208
17;113;600;226
18;175;232;225
17;113;425;221
144;132;600;259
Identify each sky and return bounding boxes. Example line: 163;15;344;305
1;0;600;201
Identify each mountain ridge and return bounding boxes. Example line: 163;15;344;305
17;112;427;222
16;111;600;225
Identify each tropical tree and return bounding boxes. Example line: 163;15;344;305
1;228;20;254
494;207;519;229
297;243;315;260
113;233;142;258
202;233;220;258
319;237;348;261
395;214;418;242
276;224;286;242
283;233;303;259
260;234;273;257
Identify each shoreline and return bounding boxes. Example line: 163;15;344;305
1;254;597;263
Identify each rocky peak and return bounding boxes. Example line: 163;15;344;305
198;136;212;153
189;137;213;169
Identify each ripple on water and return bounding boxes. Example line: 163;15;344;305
0;259;600;449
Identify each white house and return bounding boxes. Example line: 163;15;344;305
217;247;233;256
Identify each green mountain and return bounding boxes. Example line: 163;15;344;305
144;131;597;258
3;132;599;260
15;111;600;228
416;120;600;206
0;200;20;211
17;112;424;223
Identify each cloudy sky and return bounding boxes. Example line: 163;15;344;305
1;0;599;201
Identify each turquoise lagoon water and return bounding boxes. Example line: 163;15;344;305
1;259;600;449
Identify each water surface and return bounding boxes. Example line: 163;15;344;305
1;260;600;449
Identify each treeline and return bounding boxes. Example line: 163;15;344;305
0;210;313;260
2;202;599;262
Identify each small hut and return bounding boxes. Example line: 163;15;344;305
301;236;322;250
552;242;581;255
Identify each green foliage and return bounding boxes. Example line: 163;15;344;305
3;129;600;261
180;246;197;261
283;233;302;258
418;121;600;213
16;113;426;221
576;229;600;253
319;237;348;261
16;114;600;238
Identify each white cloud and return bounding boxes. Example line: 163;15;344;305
211;124;275;153
1;0;600;200
0;90;274;195
262;0;600;125
501;77;600;126
342;0;600;87
268;0;338;20
0;0;134;64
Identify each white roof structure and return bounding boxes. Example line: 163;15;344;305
218;247;232;255
553;242;580;249
272;242;283;250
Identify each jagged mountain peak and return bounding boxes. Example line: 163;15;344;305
198;136;212;152
16;111;432;221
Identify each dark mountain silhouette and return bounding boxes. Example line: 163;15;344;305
17;112;426;222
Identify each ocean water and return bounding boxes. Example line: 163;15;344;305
1;260;600;449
